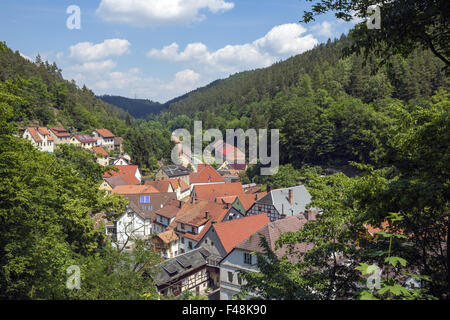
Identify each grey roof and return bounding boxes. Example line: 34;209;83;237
257;185;312;217
104;176;127;189
153;248;211;286
161;165;191;178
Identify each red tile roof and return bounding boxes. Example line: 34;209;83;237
192;182;245;201
190;165;225;184
213;214;270;254
104;165;140;185
174;200;231;242
94;129;115;138
112;184;160;195
37;127;53;140
26;127;42;142
145;180;173;193
238;193;267;211
92;146;109;156
49;127;71;137
157;229;178;244
154;199;183;219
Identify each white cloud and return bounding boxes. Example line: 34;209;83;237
67;59;117;73
96;0;234;27
310;21;335;38
20;52;33;61
147;23;318;74
69;39;131;62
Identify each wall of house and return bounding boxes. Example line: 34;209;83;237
99;180;113;195
247;203;279;221
195;227;226;258
116;211;150;248
219;249;259;300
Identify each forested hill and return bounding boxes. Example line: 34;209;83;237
0;41;130;135
98;95;167;118
164;34;448;118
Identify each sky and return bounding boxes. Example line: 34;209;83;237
0;0;358;103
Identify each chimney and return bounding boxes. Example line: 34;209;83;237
304;210;310;221
289;189;293;205
205;211;209;219
178;201;183;209
267;185;272;193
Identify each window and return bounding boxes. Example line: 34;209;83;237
238;276;242;285
142;205;146;210
244;253;252;265
228;272;233;283
140;196;150;203
148;205;152;211
180;223;185;230
181;237;184;244
188;242;193;250
127;212;134;217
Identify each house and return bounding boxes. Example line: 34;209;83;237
191;182;245;202
111;189;177;248
111;156;130;166
196;214;270;262
114;136;123;153
216;192;267;216
152;229;179;259
189;164;225;191
99;176;127;195
152;198;184;235
155;165;191;186
150;248;219;297
92;129;115;151
49;127;71;144
219;212;317;300
218;169;241;183
70;134;96;149
246;185;312;222
23;127;54;153
104;165;142;185
145;178;190;200
92;146;109;166
170;199;243;257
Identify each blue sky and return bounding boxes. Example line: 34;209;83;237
0;0;357;102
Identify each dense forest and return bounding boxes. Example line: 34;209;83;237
98;95;167;118
1;20;449;299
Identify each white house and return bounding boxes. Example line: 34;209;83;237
219;213;317;300
23;127;54;153
114;202;154;249
92;128;115;151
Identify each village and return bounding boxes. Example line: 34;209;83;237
21;125;410;300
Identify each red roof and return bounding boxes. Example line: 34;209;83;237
26;127;42;142
192;182;245;201
94;129;115;138
37;127;53;140
214;214;270;254
104;165;140;185
190;165;225;184
112;185;159;195
50;127;71;137
92;146;109;156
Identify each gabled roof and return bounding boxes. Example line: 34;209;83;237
174;200;231;242
26;127;42;142
50;127;71;137
234;212;318;260
153;248;211;286
92;146;109;156
161;165;191;178
112;185;160;195
190;164;225;184
213;214;270;254
154;199;183;220
73;134;96;143
94;128;115;138
157;229;178;244
145;180;173;193
37;127;53;140
104;176;127;189
192;182;244;202
237;193;267;211
104;165;140;185
256;185;312;217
